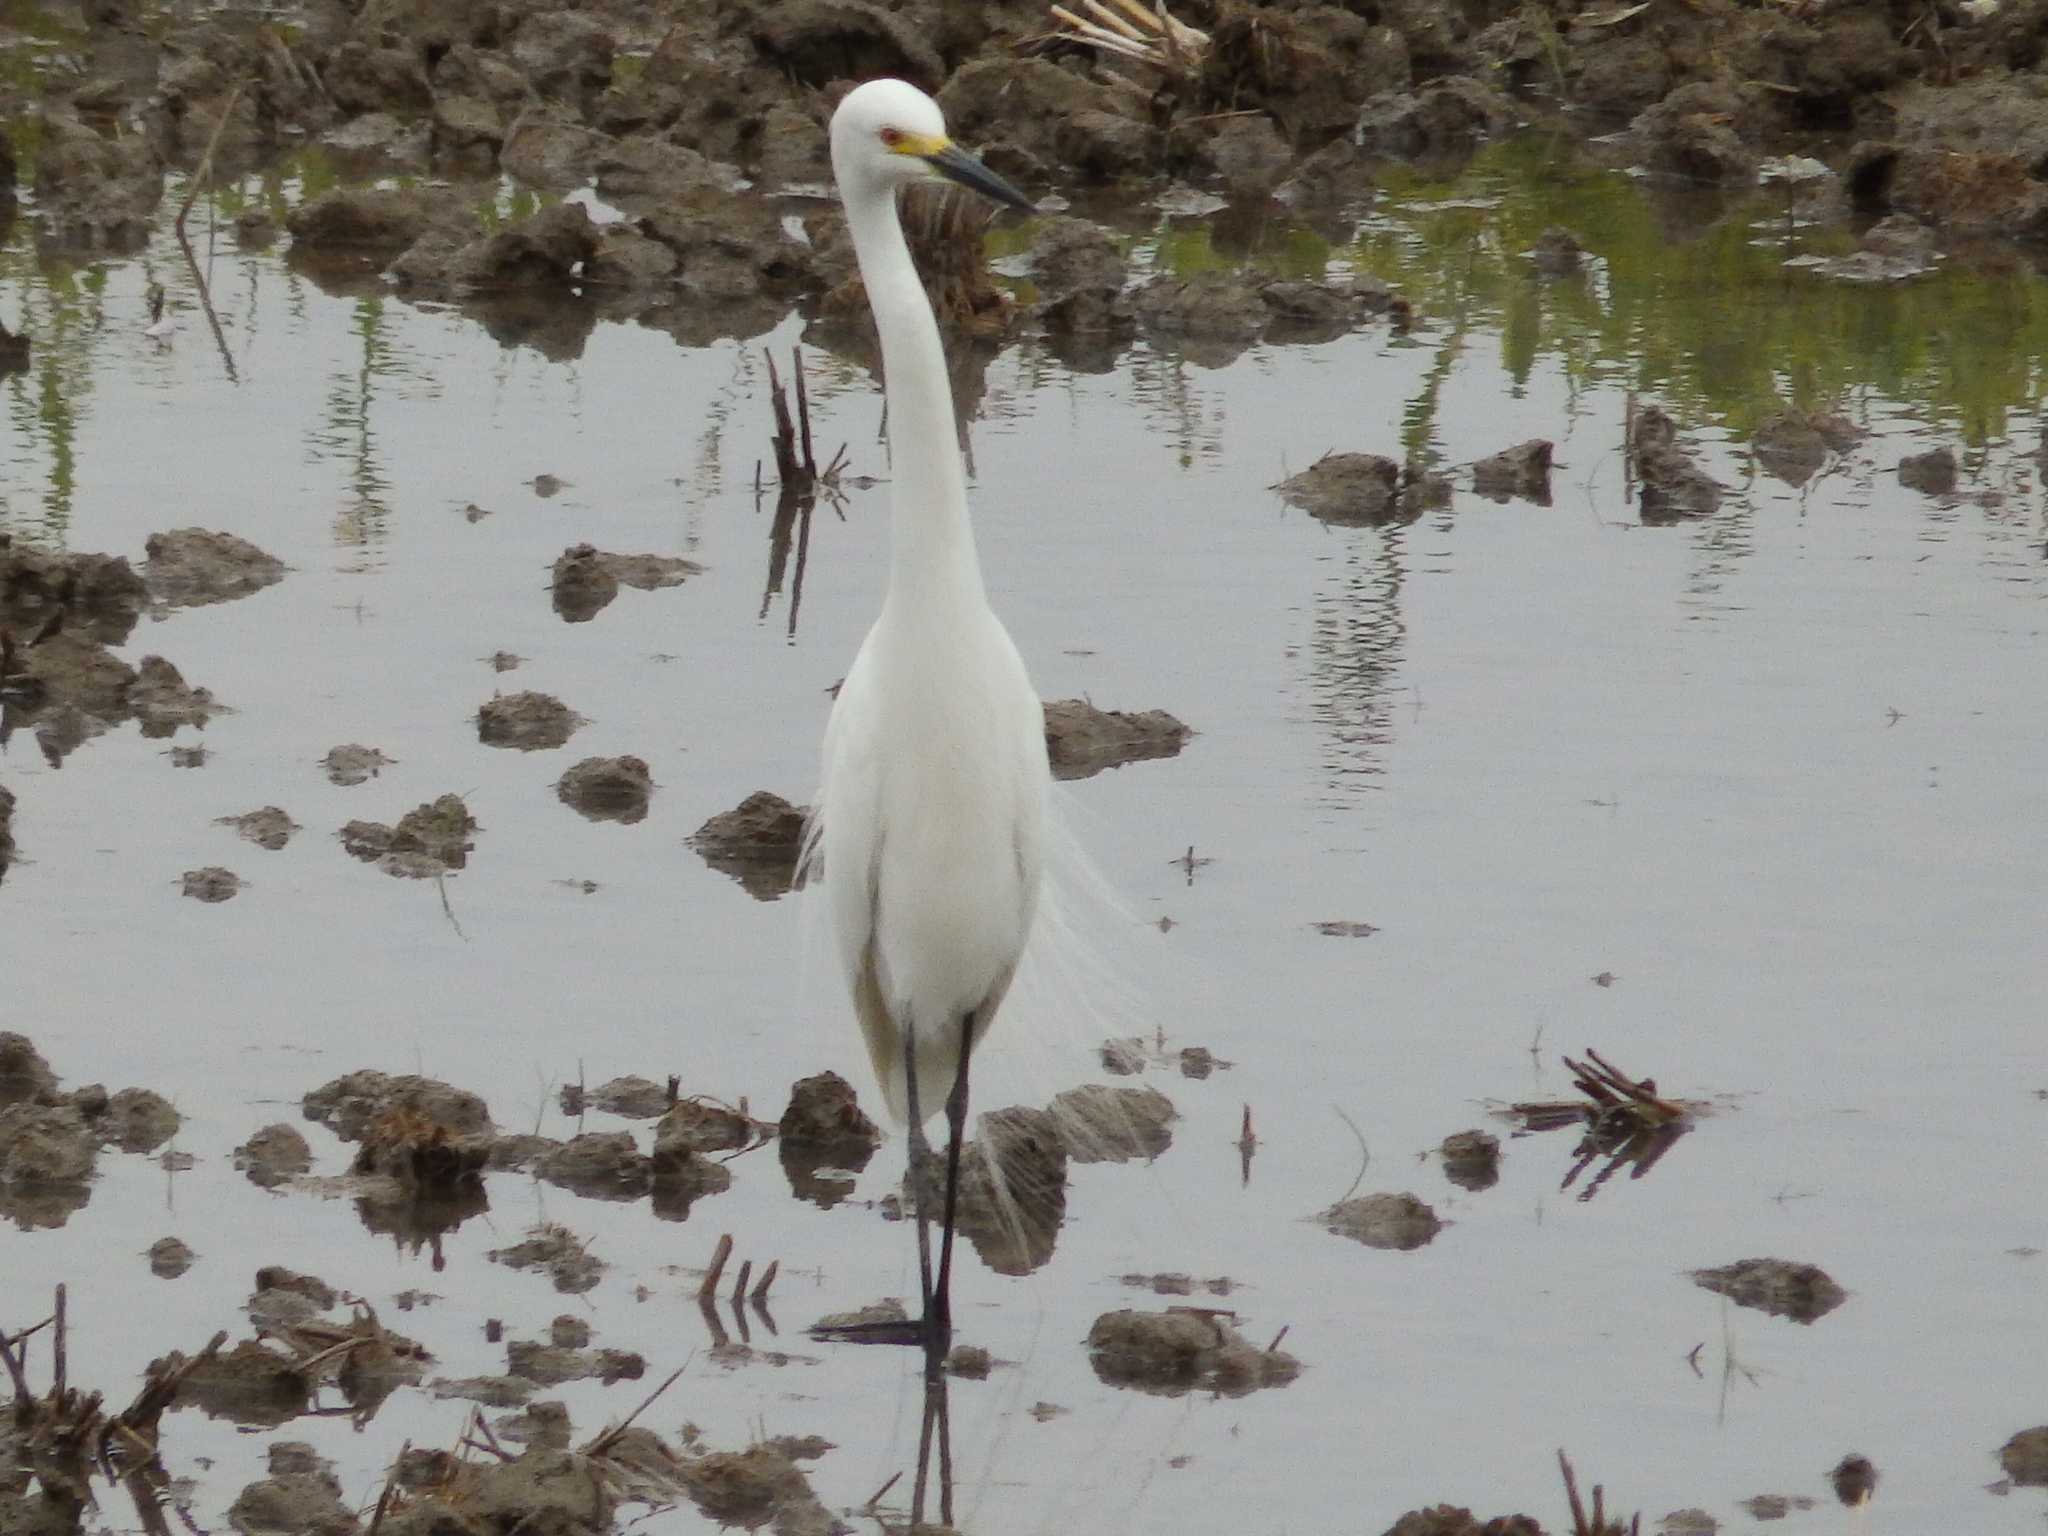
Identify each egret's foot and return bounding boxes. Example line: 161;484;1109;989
810;1312;950;1350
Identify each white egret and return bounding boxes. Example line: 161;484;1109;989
809;78;1048;1349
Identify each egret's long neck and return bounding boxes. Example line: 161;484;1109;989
843;182;988;612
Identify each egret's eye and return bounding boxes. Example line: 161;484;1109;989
878;126;904;148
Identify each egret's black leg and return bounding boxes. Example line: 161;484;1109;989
809;1023;938;1347
931;1008;975;1342
901;1021;936;1320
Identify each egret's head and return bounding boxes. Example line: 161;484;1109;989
830;78;1034;214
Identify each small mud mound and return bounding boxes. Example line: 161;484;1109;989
235;1124;313;1189
142;529;285;609
95;1087;180;1153
1898;446;1958;496
689;790;807;900
477;690;583;751
654;1097;752;1152
550;542;619;622
217;806;299;851
1471;439;1554;505
129;656;217;736
0;1033;59;1106
320;744;394;786
149;1236;196;1278
535;1132;653;1200
583;1075;674;1120
226;1441;356;1536
1086;1308;1300;1398
1275;452;1404;525
506;1329;645;1388
0;1102;99;1185
1439;1130;1501;1192
1043;699;1190;780
1830;1455;1877;1505
779;1071;881;1207
1691;1258;1846;1324
1633;405;1722;523
391;200;601;296
557;756;653;824
181;866;242;903
305;1071;493;1145
1383;1505;1544;1534
679;1443;835;1533
1320;1192;1442;1251
1047;1084;1176;1163
1;535;147;646
339;793;479;878
1027;217;1131;340
2000;1426;2048;1486
174;1339;313;1428
1752;409;1861;486
490;1223;606;1294
903;1106;1067;1275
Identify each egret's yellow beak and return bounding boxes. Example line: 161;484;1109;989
903;136;1035;214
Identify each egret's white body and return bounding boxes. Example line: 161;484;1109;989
815;80;1050;1135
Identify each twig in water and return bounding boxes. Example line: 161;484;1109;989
730;1260;753;1306
698;1234;734;1300
750;1260;779;1303
1330;1104;1371;1204
366;1439;409;1535
583;1362;688;1459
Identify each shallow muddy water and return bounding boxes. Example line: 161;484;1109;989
6;134;2048;1533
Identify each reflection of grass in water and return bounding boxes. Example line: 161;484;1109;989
1362;132;2048;444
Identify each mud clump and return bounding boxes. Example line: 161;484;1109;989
1691;1257;1847;1324
286;185;464;256
477;690;583;751
1530;226;1586;276
1047;1084;1176;1163
2000;1426;2048;1486
149;1236;196;1277
94;1087;180;1153
1043;699;1190;781
1382;1506;1545;1534
0;1102;99;1184
654;1097;751;1152
391;200;600;296
217;806;299;851
689;790;807;900
490;1223;605;1294
677;1443;836;1533
305;1070;493;1144
1321;1192;1443;1251
1355;79;1519;164
227;1441;358;1536
1633;405;1722;522
128;656;217;736
320;744;394;786
557;756;654;824
1086;1308;1300;1398
1276;452;1404;525
1829;1454;1877;1505
0;537;146;645
550;542;620;622
340;793;479;877
142;529;285;609
173;1339;312;1428
551;543;704;623
1753;410;1861;486
1897;446;1958;496
506;1334;645;1387
903;1106;1067;1275
778;1071;881;1206
1470;440;1554;505
0;1033;59;1106
1440;1130;1501;1192
535;1132;653;1200
181;865;242;903
1027;217;1132;344
236;1123;313;1188
586;1075;674;1120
